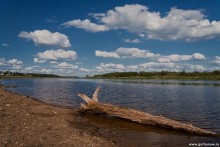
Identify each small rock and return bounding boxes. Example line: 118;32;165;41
5;104;11;107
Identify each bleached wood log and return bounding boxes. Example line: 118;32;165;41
78;87;218;137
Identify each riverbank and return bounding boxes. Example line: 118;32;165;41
90;71;220;80
0;85;114;146
1;83;219;146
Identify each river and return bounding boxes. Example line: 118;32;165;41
1;78;220;146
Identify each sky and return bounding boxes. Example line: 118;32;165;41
1;0;220;76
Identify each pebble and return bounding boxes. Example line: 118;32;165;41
0;107;2;111
5;104;11;107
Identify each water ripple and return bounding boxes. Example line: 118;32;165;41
1;78;220;133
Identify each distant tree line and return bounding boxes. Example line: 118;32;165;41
89;70;220;80
0;71;60;78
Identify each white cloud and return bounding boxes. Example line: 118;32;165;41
211;56;220;65
33;58;46;64
139;62;206;71
126;65;139;72
96;63;125;71
12;65;23;70
8;59;23;65
140;62;176;69
95;48;206;62
56;62;78;69
124;39;141;43
184;64;206;71
62;19;109;32
18;30;71;47
93;61;207;74
96;47;157;59
192;53;206;60
79;68;92;72
167;54;193;62
36;49;77;61
39;68;53;74
25;66;33;71
115;47;157;58
50;61;58;64
33;58;39;63
64;4;220;41
138;33;146;38
95;50;120;58
0;58;7;66
102;5;220;40
157;53;205;62
38;60;47;64
0;58;23;70
8;59;23;70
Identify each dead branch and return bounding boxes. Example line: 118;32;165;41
78;87;218;137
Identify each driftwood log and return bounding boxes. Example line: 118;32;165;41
78;87;218;137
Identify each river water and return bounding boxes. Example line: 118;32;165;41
1;78;220;146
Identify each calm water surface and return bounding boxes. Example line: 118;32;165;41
1;78;220;145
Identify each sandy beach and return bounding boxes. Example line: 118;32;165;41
0;85;115;147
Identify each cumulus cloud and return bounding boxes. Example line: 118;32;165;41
0;58;23;70
95;47;205;62
36;49;77;62
96;47;157;59
193;53;206;60
8;59;23;70
157;53;205;62
79;68;92;72
94;61;207;73
124;39;141;43
8;59;23;65
96;63;125;72
95;50;120;58
140;62;176;69
33;58;38;63
211;56;220;65
18;30;71;47
50;61;58;64
38;68;53;74
183;64;206;71
56;62;78;69
115;47;157;58
62;19;109;32
64;4;220;41
33;58;47;64
0;58;6;66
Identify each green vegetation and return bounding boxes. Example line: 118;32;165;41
0;71;60;78
89;70;220;80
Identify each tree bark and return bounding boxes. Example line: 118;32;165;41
78;87;218;137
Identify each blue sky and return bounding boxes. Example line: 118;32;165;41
1;0;220;76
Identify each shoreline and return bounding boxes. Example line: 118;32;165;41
87;77;220;81
1;84;219;146
0;85;114;146
2;76;220;81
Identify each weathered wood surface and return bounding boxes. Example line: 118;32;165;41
78;87;218;137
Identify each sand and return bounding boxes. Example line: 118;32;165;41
0;85;115;147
